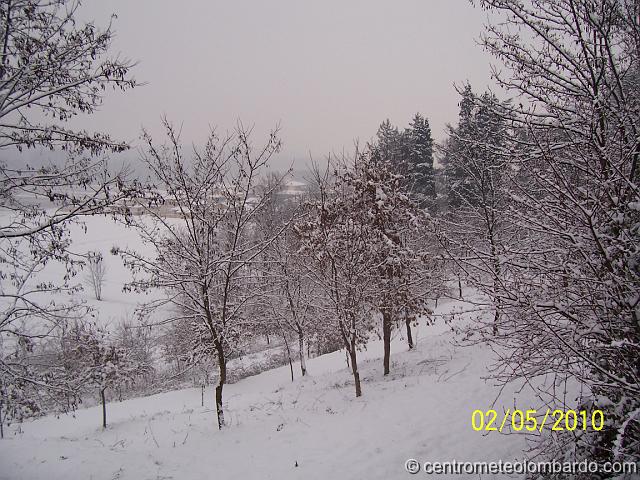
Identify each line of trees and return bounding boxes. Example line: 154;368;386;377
115;132;441;424
0;0;444;433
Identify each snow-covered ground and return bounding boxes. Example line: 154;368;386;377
1;296;542;480
0;214;545;479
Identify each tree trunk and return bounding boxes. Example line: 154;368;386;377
100;388;107;429
282;331;294;382
297;327;307;376
458;276;463;298
0;398;4;439
382;309;392;375
405;317;414;350
348;343;362;397
214;342;226;429
489;227;502;336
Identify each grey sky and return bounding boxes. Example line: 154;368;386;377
72;0;495;170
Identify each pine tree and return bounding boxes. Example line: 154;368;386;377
375;119;402;164
442;84;476;209
406;113;435;206
373;115;435;209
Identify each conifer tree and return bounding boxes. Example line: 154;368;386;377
406;113;435;206
373;115;435;209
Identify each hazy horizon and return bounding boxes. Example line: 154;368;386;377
4;1;497;171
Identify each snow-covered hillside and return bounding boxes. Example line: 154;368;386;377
1;294;540;480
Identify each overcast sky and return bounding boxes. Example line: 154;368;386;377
67;0;496;170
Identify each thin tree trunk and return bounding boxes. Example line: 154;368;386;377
489;225;501;336
282;331;294;382
458;275;463;298
0;398;4;439
100;388;107;429
297;326;307;376
348;342;362;397
214;341;226;430
405;317;414;349
382;309;392;375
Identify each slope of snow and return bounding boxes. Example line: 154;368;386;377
1;296;542;480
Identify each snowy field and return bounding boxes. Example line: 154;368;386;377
0;215;545;479
0;210;166;331
1;325;539;480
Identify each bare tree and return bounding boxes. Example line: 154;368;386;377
60;322;141;428
473;0;640;468
119;119;283;429
0;0;140;421
0;0;137;152
296;158;379;397
439;87;513;334
256;175;319;377
84;251;106;301
346;148;434;373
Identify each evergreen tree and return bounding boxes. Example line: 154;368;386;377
374;119;402;165
373;115;435;208
442;84;476;209
406;113;435;206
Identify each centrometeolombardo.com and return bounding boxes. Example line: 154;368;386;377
404;458;638;476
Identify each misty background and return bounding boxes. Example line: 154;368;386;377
10;0;496;172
